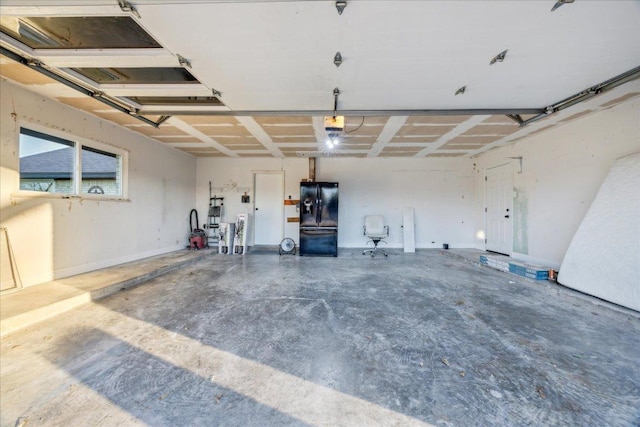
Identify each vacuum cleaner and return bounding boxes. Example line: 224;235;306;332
188;209;207;250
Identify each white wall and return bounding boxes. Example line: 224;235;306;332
195;158;308;246
0;80;196;287
317;158;475;248
196;156;475;249
473;96;640;269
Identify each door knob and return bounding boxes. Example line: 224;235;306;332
255;208;259;211
505;215;510;218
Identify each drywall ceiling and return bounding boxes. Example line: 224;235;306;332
0;0;639;158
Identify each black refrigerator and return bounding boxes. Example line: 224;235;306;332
299;182;339;256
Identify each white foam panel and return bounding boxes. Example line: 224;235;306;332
403;207;416;253
558;152;640;311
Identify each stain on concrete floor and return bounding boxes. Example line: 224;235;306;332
1;251;639;426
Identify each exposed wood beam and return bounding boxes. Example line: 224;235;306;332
367;117;408;158
414;116;490;158
235;116;285;159
166;117;238;157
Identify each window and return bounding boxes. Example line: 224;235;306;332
81;146;121;196
19;128;75;194
125;96;223;106
71;67;199;84
0;16;160;50
19;127;126;198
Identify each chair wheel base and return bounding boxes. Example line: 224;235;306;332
363;248;387;257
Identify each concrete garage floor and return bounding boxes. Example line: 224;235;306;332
1;250;639;426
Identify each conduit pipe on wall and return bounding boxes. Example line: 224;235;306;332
309;157;316;182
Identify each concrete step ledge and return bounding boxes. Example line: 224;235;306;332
1;249;213;337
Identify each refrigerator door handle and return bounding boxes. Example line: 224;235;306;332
316;198;322;225
301;227;337;231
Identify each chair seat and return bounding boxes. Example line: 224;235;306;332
367;234;387;239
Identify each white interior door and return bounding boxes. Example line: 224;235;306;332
254;172;283;245
486;164;513;255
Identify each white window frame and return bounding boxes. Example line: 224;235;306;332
16;122;129;201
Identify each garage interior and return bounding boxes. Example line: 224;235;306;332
1;1;639;426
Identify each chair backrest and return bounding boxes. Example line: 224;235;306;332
364;215;385;235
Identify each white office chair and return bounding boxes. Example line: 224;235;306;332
363;215;389;257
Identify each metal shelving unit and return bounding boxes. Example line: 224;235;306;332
206;183;224;247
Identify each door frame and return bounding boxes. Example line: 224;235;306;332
484;163;513;255
253;171;284;245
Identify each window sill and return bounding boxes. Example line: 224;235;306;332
11;191;130;203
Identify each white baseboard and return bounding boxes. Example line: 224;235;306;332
20;245;185;288
341;242;476;249
18;271;55;289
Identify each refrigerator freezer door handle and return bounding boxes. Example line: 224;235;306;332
301;227;337;231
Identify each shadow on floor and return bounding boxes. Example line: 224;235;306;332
2;250;639;426
34;328;310;426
